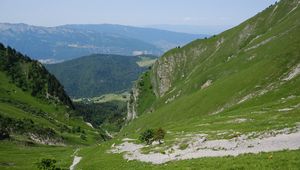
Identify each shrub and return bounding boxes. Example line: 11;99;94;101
0;129;10;140
154;127;166;144
36;158;61;170
139;128;166;145
139;129;154;145
80;134;87;140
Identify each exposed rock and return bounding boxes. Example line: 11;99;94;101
127;84;139;122
110;125;300;164
201;80;212;89
283;64;300;81
238;24;255;44
85;122;93;128
70;156;82;170
29;133;65;146
244;36;276;51
154;55;176;96
278;108;294;112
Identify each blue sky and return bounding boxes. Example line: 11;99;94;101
0;0;277;27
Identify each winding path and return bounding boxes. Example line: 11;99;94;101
70;149;82;170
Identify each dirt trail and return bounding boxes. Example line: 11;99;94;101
111;126;300;164
70;149;82;170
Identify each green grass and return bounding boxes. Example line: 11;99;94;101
2;1;300;169
126;0;300;138
0;70;99;146
73;92;130;103
0;141;75;170
136;71;157;115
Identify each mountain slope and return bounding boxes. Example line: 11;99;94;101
0;43;73;108
89;0;300;167
0;43;104;146
71;0;300;169
127;0;300;133
46;54;156;98
0;23;204;61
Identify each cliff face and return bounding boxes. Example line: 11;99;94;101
127;84;139;121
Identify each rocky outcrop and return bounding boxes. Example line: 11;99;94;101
152;55;175;97
126;83;139;122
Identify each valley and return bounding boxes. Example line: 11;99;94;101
1;0;300;169
45;54;157;98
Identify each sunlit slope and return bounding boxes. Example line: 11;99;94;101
124;0;300;137
0;44;100;145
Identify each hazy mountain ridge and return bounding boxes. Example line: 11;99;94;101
0;23;204;61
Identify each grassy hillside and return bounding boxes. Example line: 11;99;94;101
46;54;156;98
126;0;300;136
0;44;104;169
1;0;300;169
73;0;300;169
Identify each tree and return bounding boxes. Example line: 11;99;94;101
80;134;87;140
154;128;166;144
0;129;10;140
139;128;166;145
139;129;154;145
36;158;61;170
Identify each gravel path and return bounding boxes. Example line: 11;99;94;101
111;126;300;164
70;149;82;170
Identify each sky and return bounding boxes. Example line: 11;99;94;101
0;0;277;30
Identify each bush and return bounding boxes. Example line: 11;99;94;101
0;129;10;140
80;134;87;140
36;158;61;170
139;128;166;145
139;129;154;145
154;128;166;144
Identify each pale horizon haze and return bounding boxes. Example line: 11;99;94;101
0;0;277;34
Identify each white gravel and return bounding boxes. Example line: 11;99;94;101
283;64;300;81
70;156;82;170
110;126;300;164
85;122;94;128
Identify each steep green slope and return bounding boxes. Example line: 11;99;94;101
1;0;300;169
125;0;300;136
0;44;103;169
46;54;156;98
73;1;300;169
0;44;73;108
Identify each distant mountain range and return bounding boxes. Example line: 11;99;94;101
147;24;233;35
0;23;205;62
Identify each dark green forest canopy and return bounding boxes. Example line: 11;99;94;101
46;54;157;98
0;43;74;108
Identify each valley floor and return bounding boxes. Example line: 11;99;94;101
1;126;300;170
111;125;300;164
76;142;300;170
